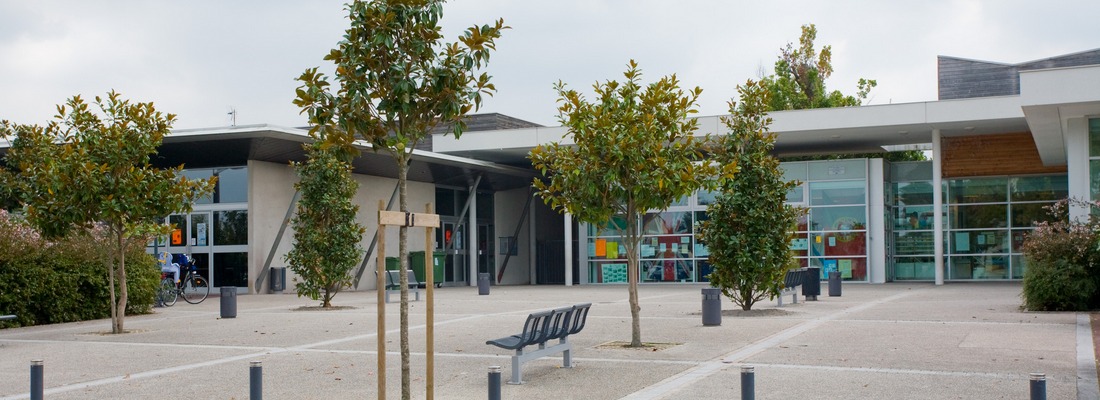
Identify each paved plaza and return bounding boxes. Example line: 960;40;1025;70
0;282;1094;399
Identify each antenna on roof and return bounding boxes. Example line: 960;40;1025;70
227;107;237;126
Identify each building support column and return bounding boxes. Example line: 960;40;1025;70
932;128;945;285
529;196;537;284
469;189;478;287
1066;118;1091;222
564;212;573;286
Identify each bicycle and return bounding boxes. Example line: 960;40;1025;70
156;254;210;306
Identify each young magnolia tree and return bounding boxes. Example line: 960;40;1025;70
0;92;214;333
530;61;722;347
697;80;802;311
285;140;364;308
293;0;506;396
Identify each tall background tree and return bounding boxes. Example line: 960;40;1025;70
0;91;214;333
285;140;364;308
530;61;723;347
763;24;924;162
293;0;505;397
698;80;802;311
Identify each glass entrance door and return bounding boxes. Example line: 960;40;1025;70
165;212;213;287
437;220;467;286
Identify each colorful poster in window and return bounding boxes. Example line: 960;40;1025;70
171;229;183;246
955;232;970;252
791;239;808;250
196;223;207;246
602;263;627;283
595;239;607;257
839;259;852;278
607;242;619;259
823;259;838;277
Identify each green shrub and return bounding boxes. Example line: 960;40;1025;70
1021;258;1095;311
1019;199;1100;311
0;211;157;328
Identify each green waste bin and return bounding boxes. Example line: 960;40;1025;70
385;257;400;271
409;251;446;288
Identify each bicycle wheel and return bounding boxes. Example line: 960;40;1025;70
158;277;178;307
181;273;210;304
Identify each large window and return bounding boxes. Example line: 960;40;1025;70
1090;119;1100;201
889;162;937;281
182;166;248;204
788;160;869;282
944;175;1065;280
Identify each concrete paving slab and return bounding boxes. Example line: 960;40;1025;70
0;282;1091;399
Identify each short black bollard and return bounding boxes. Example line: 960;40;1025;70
701;288;721;326
741;365;754;400
250;361;262;400
221;286;237;318
30;360;43;400
478;273;491;295
802;267;820;301
1030;373;1046;400
828;271;842;297
488;365;501;400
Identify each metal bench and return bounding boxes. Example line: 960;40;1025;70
485;303;592;384
384;269;421;303
777;268;807;306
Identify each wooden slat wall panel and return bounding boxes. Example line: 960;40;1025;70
941;132;1066;178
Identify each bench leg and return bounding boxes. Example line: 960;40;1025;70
561;339;573;368
777;294;784;307
509;351;523;384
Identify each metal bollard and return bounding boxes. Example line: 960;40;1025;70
701;288;721;326
30;360;43;400
250;361;262;400
1030;373;1046;400
741;365;754;400
488;366;502;400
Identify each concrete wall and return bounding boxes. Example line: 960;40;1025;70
494;188;532;285
248;159;435;295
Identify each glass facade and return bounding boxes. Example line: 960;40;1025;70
889;162;937;280
149;166;249;288
1091;119;1100;201
944;175;1065;280
585;201;711;284
789;160;869;281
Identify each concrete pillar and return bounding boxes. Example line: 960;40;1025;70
469;190;478;286
529;196;537;284
1066;118;1091;222
564;212;573;286
932;128;945;285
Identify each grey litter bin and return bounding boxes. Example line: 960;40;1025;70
270;267;286;292
701;288;721;326
828;271;842;297
478;273;490;295
220;287;237;318
802;267;821;301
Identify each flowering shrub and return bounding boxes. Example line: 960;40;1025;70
0;211;158;328
1020;199;1100;311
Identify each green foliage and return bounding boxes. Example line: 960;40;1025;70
0;211;158;329
762;24;876;111
530;60;721;346
285;142;365;308
697;80;803;311
293;1;506;395
1019;199;1100;311
764;25;924;162
0;91;215;333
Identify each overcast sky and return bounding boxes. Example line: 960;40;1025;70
1;1;1098;130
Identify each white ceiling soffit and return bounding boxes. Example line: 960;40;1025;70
1020;65;1100;166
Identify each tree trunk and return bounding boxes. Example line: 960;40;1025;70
397;154;411;400
114;231;128;334
626;207;642;347
106;245;119;333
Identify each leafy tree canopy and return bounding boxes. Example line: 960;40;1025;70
531;60;727;346
0;91;214;333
